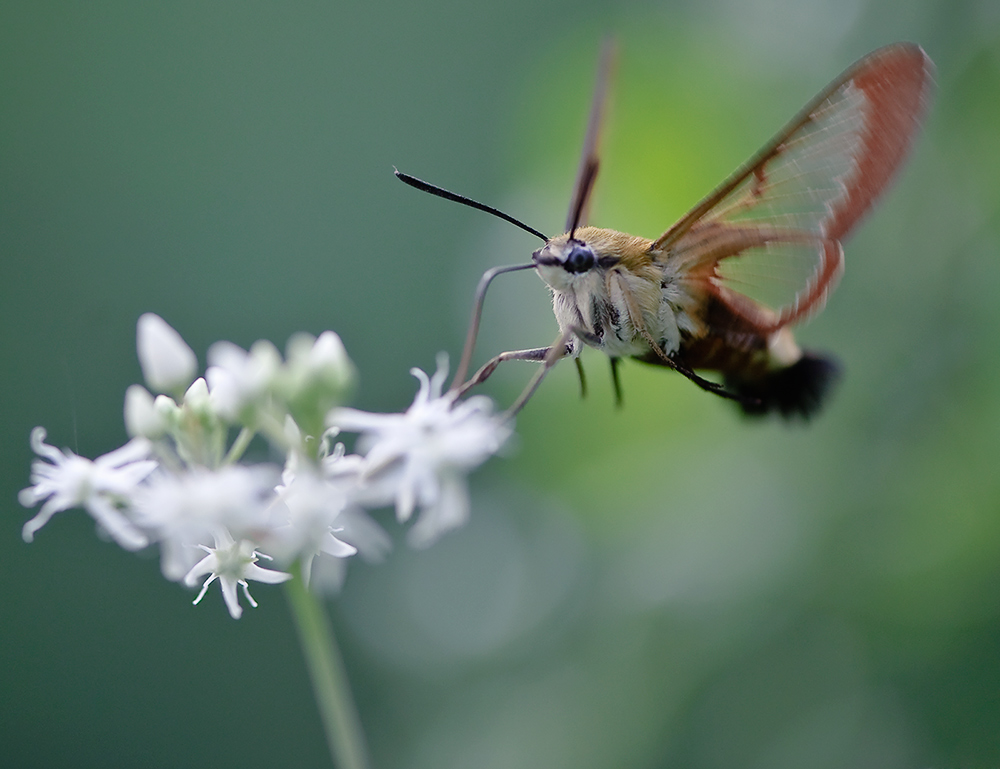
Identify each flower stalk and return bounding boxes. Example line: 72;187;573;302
285;564;370;769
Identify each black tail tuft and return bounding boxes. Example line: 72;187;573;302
726;352;841;420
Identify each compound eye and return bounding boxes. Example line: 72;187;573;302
564;243;596;274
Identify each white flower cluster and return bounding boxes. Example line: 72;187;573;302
20;314;511;618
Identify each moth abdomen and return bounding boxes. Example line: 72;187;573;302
723;352;842;419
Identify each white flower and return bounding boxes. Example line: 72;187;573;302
331;354;511;547
283;331;354;395
278;331;355;439
266;425;385;583
206;339;281;422
184;530;291;619
321;447;393;560
267;468;357;584
136;313;197;394
19;427;156;550
124;385;167;439
182;377;211;412
131;464;280;581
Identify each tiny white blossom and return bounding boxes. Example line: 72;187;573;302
182;377;211;412
321;447;393;561
153;393;181;422
131;464;279;581
184;529;291;619
269;467;357;569
331;354;511;547
310;331;350;369
278;332;355;438
267;424;381;580
19;428;156;550
206;339;281;421
136;313;197;394
124;385;167;439
284;331;353;392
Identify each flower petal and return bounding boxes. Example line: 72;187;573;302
219;575;244;619
85;496;149;551
21;499;62;543
244;562;293;584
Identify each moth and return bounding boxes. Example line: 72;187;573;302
397;42;933;418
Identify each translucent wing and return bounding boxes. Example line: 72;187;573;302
655;43;933;331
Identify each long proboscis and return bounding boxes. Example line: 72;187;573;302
394;169;548;242
451;262;536;390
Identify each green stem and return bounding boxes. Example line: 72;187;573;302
284;566;371;769
222;426;255;466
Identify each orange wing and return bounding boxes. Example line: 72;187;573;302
655;43;933;333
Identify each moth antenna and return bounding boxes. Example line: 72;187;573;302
567;159;599;242
394;169;548;242
566;38;616;238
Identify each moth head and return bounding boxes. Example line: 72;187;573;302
533;234;595;290
533;228;623;291
534;238;594;270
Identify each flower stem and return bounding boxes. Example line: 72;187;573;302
284;567;370;769
222;426;255;465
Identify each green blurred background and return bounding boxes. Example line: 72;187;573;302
3;1;999;767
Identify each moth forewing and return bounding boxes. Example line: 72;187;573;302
654;43;933;253
822;45;934;240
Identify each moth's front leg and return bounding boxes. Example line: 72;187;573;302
453;344;571;399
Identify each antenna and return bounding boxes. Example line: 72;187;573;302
567;158;599;242
394;169;548;242
565;37;616;238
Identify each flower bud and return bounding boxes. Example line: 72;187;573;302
136;313;197;394
124;384;167;438
206;339;280;422
183;377;211;412
154;394;180;424
280;332;355;442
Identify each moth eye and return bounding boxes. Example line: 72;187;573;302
564;243;596;274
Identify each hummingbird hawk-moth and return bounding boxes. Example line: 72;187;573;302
397;42;933;418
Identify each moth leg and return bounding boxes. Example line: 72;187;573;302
574;357;588;399
673;357;757;406
574;327;603;347
639;328;759;407
608;270;758;408
636;323;751;403
458;327;594;414
609;357;623;408
506;330;576;417
455;345;563;399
